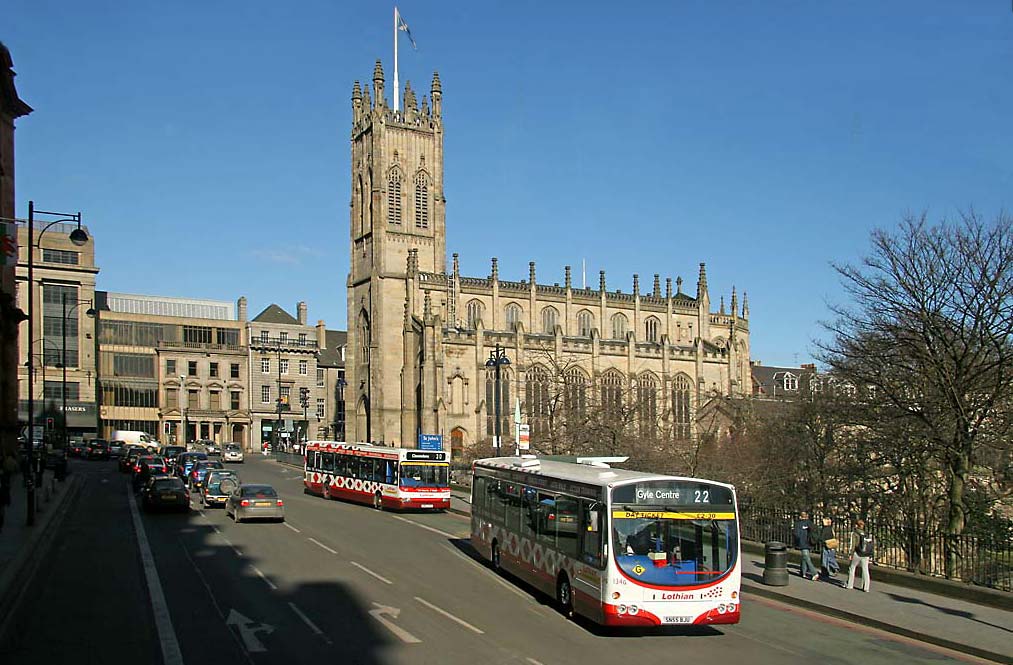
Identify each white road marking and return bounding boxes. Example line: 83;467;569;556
287;602;332;644
127;488;185;665
369;603;421;644
442;544;531;600
389;513;457;539
308;537;338;555
349;561;393;585
283;522;301;533
414;597;484;634
226;609;275;653
526;659;546;665
251;565;278;590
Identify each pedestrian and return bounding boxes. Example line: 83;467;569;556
793;510;819;580
817;516;840;582
845;518;874;592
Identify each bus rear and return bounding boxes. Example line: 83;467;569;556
605;479;740;626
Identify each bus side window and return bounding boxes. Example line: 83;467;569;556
536;493;556;547
321;452;334;473
473;476;486;513
385;460;398;485
520;486;537;540
580;500;604;569
502;483;521;532
488;480;505;523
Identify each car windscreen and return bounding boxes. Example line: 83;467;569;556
241;486;278;498
153;478;184;491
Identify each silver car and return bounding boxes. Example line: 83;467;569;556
223;444;244;463
226;484;285;523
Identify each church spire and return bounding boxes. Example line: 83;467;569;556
431;71;442;119
373;59;385;108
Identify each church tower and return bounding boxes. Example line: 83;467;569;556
346;60;446;444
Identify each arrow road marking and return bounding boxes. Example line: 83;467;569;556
414;597;484;634
369;603;421;644
226;609;275;653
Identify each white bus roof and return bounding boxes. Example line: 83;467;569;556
474;456;735;491
303;441;446;459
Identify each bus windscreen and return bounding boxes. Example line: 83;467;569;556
399;463;450;488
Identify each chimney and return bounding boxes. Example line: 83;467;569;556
237;296;247;322
317;320;326;348
297;301;307;325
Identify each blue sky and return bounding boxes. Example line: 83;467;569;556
6;1;1012;366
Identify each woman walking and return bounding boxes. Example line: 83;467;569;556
846;518;874;592
817;516;840;582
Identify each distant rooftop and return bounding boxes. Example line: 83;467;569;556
102;291;235;320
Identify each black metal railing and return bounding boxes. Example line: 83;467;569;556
739;506;1013;592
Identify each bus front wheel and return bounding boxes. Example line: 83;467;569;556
557;575;574;619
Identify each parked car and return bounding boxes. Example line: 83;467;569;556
85;440;110;460
223;444;245;463
175;452;208;479
140;476;190;512
188;460;225;490
201;470;240;508
226;484;284;523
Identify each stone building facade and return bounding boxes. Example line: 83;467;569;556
344;61;752;457
316;327;347;442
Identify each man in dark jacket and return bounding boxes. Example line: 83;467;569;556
793;510;818;580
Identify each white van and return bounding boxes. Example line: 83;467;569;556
110;430;155;457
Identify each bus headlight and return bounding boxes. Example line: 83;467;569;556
617;604;627;615
717;604;726;614
628;605;639;616
727;603;736;613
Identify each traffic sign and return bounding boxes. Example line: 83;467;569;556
418;434;443;451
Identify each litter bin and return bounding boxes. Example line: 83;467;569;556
762;541;789;586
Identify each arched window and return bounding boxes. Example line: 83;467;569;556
387;168;403;225
601;369;624;414
414;172;429;229
576;310;594;337
644;317;660;343
466;300;483;329
637;373;658;438
525;365;551;440
485;367;511;443
504;303;522;331
564;367;588;420
611;313;628;340
358;174;367;235
672;373;692;440
782;373;798;391
541;306;558;335
358;311;371;364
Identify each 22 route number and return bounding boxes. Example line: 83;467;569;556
694;490;710;503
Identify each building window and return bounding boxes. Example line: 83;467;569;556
42;248;79;265
525;365;550;440
231;363;240;379
280;359;289;374
299;332;307;344
541;306;558;335
188;389;199;409
316;368;325;388
187;361;198;377
387;168;403;225
280;386;291;408
484;368;511;441
260;330;269;343
44;381;80;400
644;317;659;343
504;303;521;331
466;300;483;329
564;368;588;418
43;284;78;367
637;374;658;438
672;374;692;440
611;313;628;340
230;391;241;410
209;362;219;378
210;391;221;411
414;172;429;229
216;328;239;346
100;381;157;407
166;388;178;409
103;353;155;378
577;310;594;337
316;398;325;418
279;332;288;343
601;370;624;414
166;359;176;376
299;359;308;375
261;385;271;403
261;358;270;374
783;373;798;391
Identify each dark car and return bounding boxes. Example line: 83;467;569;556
86;440;110;460
176;452;208;479
158;446;185;465
133;456;169;491
188;460;225;490
68;441;89;457
226;484;284;523
201;470;240;508
141;476;190;512
120;446;147;473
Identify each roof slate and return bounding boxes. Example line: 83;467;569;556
251;304;299;325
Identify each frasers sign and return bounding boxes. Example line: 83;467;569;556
637;488;681;502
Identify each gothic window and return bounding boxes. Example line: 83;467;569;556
564;368;588;420
637;373;658;438
541;306;558;335
387;168;403;225
576;310;594;337
358;311;370;368
525;365;551;441
414;172;429;229
358;174;367;235
782;373;798;391
644;317;660;343
672;373;692;440
504;303;522;331
466;300;484;329
601;370;624;415
810;375;822;393
485;368;511;442
611;313;628;340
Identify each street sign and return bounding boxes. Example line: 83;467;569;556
32;425;44;440
417;434;443;451
518;424;530;450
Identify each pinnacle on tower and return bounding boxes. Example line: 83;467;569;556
491;257;499;280
431;70;442;94
529;261;536;284
565;265;572;289
665;277;672;299
742;292;750;318
731;287;738;318
633;274;640;295
599;270;606;292
372;59;385;108
720;296;726;315
373;59;385;82
653;274;661;298
352;80;361;100
452;252;460;277
676;276;683;294
431;71;442;119
697;263;709;300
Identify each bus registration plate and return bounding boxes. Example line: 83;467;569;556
421;504;433;508
663;616;693;624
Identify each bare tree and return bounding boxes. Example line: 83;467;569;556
819;211;1013;543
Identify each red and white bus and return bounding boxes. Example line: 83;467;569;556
471;456;741;627
303;441;451;511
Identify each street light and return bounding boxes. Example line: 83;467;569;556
484;344;511;456
24;201;87;526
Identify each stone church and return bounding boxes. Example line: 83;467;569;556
344;60;751;458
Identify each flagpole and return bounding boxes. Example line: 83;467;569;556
393;6;400;111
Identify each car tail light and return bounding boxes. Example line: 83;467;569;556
240;499;250;507
548;514;555;520
276;500;284;506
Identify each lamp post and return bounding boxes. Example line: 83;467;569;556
275;340;284;453
179;374;187;447
24;201;87;526
59;292;94;450
484;344;511;456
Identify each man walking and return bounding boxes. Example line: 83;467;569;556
846;518;874;592
793;510;819;580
